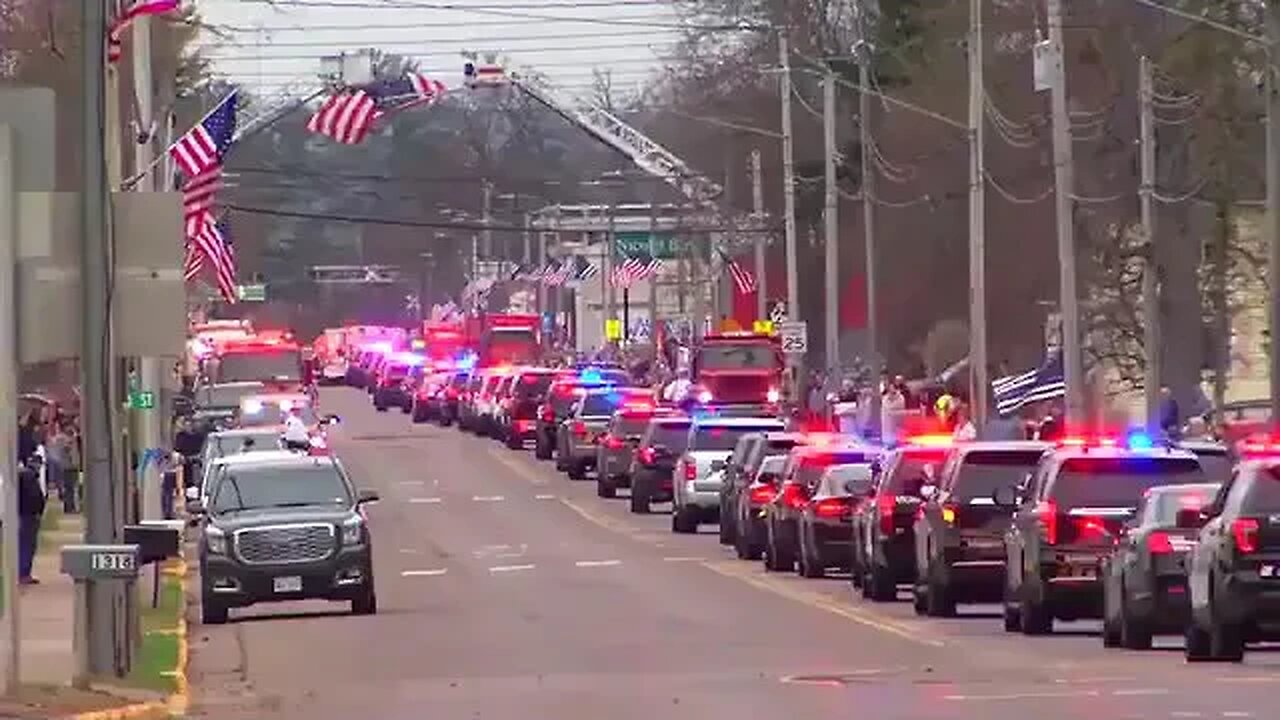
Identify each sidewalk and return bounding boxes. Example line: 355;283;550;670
21;506;79;686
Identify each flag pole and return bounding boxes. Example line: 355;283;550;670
121;89;237;189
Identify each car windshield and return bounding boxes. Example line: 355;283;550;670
216;351;301;383
757;455;787;478
692;425;779;452
612;416;651;437
1193;452;1233;483
952;450;1046;501
209;431;282;457
385;363;410;380
648;423;692;451
200;384;264;409
1246;467;1280;512
239;403;318;428
209;464;351;514
1143;485;1219;526
884;450;949;495
450;373;470;389
822;464;875;496
1052;457;1207;508
697;343;777;370
582;392;638;417
514;373;555;398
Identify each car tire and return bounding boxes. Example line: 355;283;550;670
1119;600;1153;650
566;461;586;480
201;595;228;625
630;485;650;514
799;546;825;579
735;529;761;560
1002;603;1021;633
351;589;378;616
1184;623;1213;662
1019;596;1053;635
865;563;895;602
439;415;453;427
1102;611;1121;648
926;578;957;617
912;583;929;616
555;453;569;472
718;509;735;545
411;409;427;424
597;475;616;498
535;439;552;460
672;506;697;534
506;433;523;450
1209;622;1244;663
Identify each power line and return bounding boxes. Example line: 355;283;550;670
200;16;680;32
223;0;674;8
200;36;673;53
214;57;674;74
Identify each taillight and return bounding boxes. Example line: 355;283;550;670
638;447;657;464
941;504;958;526
748;484;775;506
683;458;697;481
604;435;624;450
446;387;459;399
877;494;897;534
1073;515;1112;545
1232;518;1260;554
1148;531;1174;554
572;421;587;436
781;482;806;510
814;498;847;519
1035;500;1059;545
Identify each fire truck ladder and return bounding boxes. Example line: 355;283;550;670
508;64;723;208
233;76;329;143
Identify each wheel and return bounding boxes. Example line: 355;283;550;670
439;415;453;427
597;475;616;498
506;433;523;450
535;438;552;460
1002;603;1021;633
411;409;427;424
399;403;409;414
865;563;896;602
1119;601;1153;650
351;589;378;616
1184;623;1213;662
1019;596;1053;635
735;528;761;560
926;578;957;617
629;485;650;514
201;595;228;625
375;403;388;412
1102;610;1121;648
912;583;928;615
672;506;697;534
798;534;825;578
566;461;586;480
555;452;569;471
718;507;736;545
1209;622;1244;662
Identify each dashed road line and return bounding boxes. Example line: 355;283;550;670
943;690;1100;701
534;494;556;500
401;569;448;577
397;480;426;486
472;495;506;502
408;497;443;504
662;556;705;562
489;564;536;573
575;559;622;568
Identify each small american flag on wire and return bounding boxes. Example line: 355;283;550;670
611;255;662;288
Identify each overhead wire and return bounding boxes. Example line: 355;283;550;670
1152;178;1208;204
985;171;1052;204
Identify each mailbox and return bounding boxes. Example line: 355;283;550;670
123;521;183;565
60;544;141;581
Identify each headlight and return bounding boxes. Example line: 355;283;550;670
766;387;780;404
341;516;363;545
205;527;227;555
697;390;714;404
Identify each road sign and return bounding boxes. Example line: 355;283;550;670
128;390;155;410
769;301;787;324
779;321;808;355
753;319;774;335
605;318;623;341
236;283;266;302
615;231;676;259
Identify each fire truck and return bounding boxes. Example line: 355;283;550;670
421;321;469;367
688;331;783;408
207;334;307;394
465;313;540;368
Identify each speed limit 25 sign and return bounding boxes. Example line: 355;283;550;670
778;321;807;355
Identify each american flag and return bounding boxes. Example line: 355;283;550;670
107;1;179;64
573;257;599;282
611;255;662;288
182;241;202;281
718;249;757;294
192;215;237;303
544;261;573;287
307;72;448;144
182;166;221;236
170;91;237;178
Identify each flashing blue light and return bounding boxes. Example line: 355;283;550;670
580;369;602;383
456;353;477;370
1127;431;1154;450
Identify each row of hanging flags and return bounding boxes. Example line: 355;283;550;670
506;250;759;295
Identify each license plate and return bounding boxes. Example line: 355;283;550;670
273;576;303;593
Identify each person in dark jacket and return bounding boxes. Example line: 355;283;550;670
18;454;46;584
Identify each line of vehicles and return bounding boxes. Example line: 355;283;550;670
354;337;1280;664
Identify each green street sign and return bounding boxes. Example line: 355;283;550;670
615;231;676;259
236;284;267;302
128;390;155;410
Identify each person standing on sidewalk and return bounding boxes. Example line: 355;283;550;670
18;453;47;585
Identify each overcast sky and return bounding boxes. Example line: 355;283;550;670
196;0;682;101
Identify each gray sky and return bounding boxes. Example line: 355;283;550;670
196;0;682;101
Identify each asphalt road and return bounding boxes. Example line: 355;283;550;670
187;388;1280;720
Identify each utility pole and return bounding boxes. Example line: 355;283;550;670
1047;0;1084;425
859;57;881;437
779;33;802;397
83;0;123;678
648;199;659;357
823;69;840;381
522;213;532;265
481;181;493;259
750;149;767;322
604;203;616;344
1139;56;1162;435
968;0;989;431
1266;4;1280;425
0;125;16;696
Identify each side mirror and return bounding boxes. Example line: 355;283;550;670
357;489;381;505
184;486;199;501
1178;507;1207;529
323;414;342;426
185;498;206;515
625;435;643;444
710;459;727;472
991;485;1019;507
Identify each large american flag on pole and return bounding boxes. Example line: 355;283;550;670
307;72;448;144
718;249;757;294
171;92;238;302
107;1;179;64
192;216;237;304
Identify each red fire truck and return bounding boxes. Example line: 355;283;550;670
465;313;540;368
689;331;783;407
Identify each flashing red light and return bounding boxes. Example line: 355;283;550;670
638;446;658;465
515;419;535;432
1060;437;1088;447
1148;531;1174;554
1035;499;1059;545
813;497;848;519
905;434;953;447
683;459;698;481
748;484;776;506
781;482;807;510
572;421;587;437
603;435;625;450
877;494;897;534
1232;518;1260;554
539;404;554;422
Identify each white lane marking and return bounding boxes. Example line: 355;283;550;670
409;497;443;504
489;564;535;573
1110;689;1168;697
401;569;448;577
1222;713;1254;718
534;494;556;500
575;559;622;568
943;690;1100;701
398;548;419;555
398;480;425;486
1171;714;1202;719
662;556;704;562
473;495;505;502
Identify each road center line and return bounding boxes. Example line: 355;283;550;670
473;495;505;502
401;569;448;577
408;497;443;504
575;559;622;567
489;564;536;573
943;690;1100;701
662;556;704;562
398;480;425;486
534;494;556;500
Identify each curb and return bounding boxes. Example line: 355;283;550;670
69;559;190;720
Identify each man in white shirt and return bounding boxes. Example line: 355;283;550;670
282;408;311;451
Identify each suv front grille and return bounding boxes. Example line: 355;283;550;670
235;524;335;565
